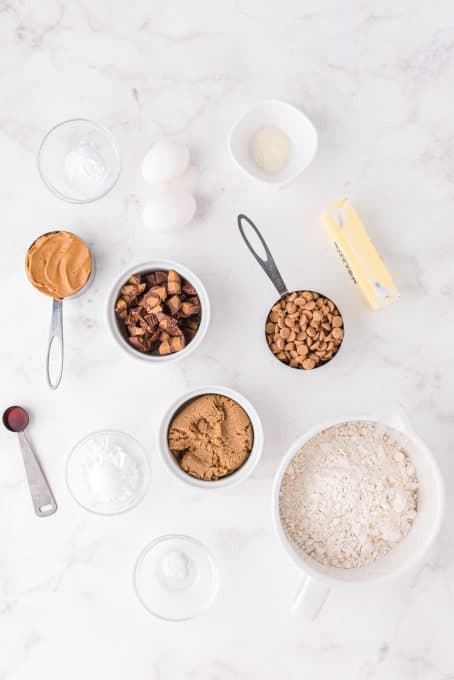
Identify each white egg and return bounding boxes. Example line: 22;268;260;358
143;190;196;231
141;138;189;184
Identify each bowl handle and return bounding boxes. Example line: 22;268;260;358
291;575;331;621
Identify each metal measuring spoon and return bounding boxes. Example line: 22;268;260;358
237;213;344;369
3;406;57;517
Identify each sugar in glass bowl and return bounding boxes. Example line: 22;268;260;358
37;118;122;203
66;430;150;516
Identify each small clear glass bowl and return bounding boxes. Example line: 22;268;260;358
134;535;219;621
66;430;150;516
37;119;122;203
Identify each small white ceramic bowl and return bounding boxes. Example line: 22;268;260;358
107;260;210;363
229;99;318;186
158;385;264;489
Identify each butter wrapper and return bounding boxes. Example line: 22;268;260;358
321;199;399;310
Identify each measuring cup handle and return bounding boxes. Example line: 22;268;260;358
46;298;64;390
237;214;288;298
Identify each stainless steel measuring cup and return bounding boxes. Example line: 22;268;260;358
238;214;344;370
26;231;94;390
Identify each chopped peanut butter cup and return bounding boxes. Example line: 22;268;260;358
115;269;201;356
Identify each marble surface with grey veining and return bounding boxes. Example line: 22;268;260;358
1;1;453;678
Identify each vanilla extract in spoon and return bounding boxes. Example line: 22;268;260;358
3;406;57;517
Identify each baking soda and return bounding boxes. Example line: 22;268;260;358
64;140;108;193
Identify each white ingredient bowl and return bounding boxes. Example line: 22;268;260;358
107;260;210;363
229;99;318;186
158;385;264;489
270;414;445;619
273;415;445;585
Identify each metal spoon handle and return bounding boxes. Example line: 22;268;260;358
46;298;64;390
18;431;57;517
237;214;288;297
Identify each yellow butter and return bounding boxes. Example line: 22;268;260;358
321;199;399;310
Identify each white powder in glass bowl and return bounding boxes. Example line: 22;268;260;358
279;421;418;568
82;443;139;505
64;140;108;192
67;431;150;515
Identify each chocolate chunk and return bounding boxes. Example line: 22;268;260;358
146;271;168;287
167;270;181;295
181;298;201;317
182;281;197;295
167;295;182;315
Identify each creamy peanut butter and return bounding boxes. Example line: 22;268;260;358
26;231;92;299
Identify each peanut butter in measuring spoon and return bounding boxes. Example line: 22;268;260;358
26;231;92;299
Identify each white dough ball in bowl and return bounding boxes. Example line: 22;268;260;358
142;138;190;184
143;190;196;231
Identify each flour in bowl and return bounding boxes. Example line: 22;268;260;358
279;421;418;568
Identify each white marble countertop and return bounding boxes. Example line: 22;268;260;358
1;1;453;678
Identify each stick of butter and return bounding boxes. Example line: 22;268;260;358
321;199;399;310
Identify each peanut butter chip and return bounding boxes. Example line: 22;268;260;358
265;291;344;370
302;358;316;369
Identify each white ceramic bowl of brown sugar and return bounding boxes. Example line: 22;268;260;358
158;385;264;489
107;260;210;363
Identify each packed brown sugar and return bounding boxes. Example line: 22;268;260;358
167;394;253;480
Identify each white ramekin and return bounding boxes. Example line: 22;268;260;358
107;260;210;363
158;385;264;489
229;99;318;187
